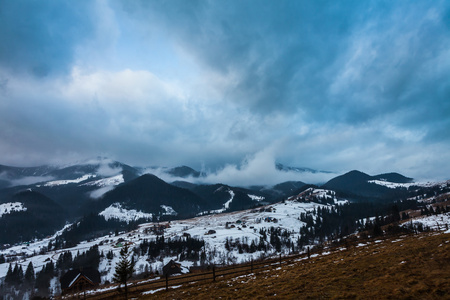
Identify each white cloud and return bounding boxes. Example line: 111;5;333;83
143;145;336;187
63;67;185;107
0;172;55;187
97;164;122;178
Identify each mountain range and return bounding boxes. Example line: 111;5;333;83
0;158;439;245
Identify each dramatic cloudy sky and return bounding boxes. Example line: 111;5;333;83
1;0;449;182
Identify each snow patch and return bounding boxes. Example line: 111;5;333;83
85;174;125;198
224;190;235;209
160;205;177;216
99;203;153;223
248;194;265;201
402;213;450;232
44;174;96;186
368;179;450;189
368;180;416;189
334;199;348;205
0;202;27;218
205;190;236;214
82;174;124;187
142;285;182;295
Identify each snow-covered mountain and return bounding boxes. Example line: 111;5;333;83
0;165;273;245
0;158;447;249
1;172;449;299
93;173;207;219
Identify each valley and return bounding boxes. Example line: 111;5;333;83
0;160;449;299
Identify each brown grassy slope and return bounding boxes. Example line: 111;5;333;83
142;232;450;300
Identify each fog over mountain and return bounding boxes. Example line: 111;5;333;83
146;149;336;186
1;1;449;181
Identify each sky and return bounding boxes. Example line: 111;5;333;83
0;0;449;184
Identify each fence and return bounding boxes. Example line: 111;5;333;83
63;250;314;299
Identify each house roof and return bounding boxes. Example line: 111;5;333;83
60;268;101;289
164;259;181;268
162;259;182;275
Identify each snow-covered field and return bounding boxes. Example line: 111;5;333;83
403;213;450;232
369;179;450;189
148;199;323;261
0;199;326;286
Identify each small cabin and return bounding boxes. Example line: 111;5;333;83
163;259;182;276
60;268;100;295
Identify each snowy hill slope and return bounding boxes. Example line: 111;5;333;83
369;179;450;189
1;183;449;298
0;197;334;288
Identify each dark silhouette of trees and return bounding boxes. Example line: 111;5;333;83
56;251;73;272
141;235;205;261
72;244;101;270
24;261;35;285
113;244;136;299
34;261;55;297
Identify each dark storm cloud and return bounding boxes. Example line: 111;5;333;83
0;0;95;77
122;0;360;113
0;0;449;183
123;0;450;140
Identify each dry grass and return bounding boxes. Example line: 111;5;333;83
137;232;450;300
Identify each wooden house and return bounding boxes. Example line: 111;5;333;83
162;259;182;276
60;268;100;295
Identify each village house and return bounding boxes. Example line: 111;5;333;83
162;259;182;276
60;268;101;295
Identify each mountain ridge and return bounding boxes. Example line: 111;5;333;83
322;170;413;201
0;159;438;246
95;174;206;218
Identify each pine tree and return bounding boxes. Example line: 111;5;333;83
44;261;54;276
12;263;23;284
372;217;383;237
35;267;51;297
113;244;136;299
391;205;400;223
5;264;13;284
25;261;35;284
18;264;24;283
